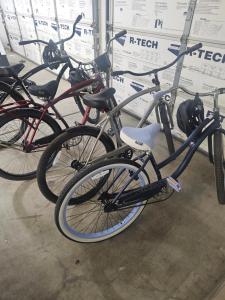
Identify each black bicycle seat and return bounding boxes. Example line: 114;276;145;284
28;80;58;98
0;63;25;77
83;88;116;110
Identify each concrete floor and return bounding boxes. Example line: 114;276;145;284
1;52;225;300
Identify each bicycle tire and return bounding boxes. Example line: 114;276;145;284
55;158;150;243
0;81;25;105
74;95;100;124
37;125;115;203
213;130;225;204
0;108;62;180
159;103;175;155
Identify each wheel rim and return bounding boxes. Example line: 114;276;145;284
45;135;110;197
57;163;148;242
0;116;56;177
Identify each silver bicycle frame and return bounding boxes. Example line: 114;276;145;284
85;85;163;164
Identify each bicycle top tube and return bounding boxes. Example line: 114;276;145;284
153;85;225;102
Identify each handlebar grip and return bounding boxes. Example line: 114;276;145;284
111;71;125;76
187;43;203;53
75;14;82;25
219;88;225;94
19;40;33;45
115;30;127;39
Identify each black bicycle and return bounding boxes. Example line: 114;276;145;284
54;83;225;242
0;14;100;125
36;43;202;204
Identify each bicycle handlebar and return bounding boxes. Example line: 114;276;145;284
111;43;203;77
114;30;127;39
19;39;48;46
58;14;82;45
153;83;225;103
19;14;83;47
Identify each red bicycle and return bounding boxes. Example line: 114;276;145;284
0;24;126;181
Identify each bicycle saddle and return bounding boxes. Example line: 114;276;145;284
82;87;116;110
28;80;58;98
120;123;161;151
0;63;25;77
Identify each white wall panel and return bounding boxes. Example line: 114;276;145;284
24;43;42;64
190;0;225;43
0;14;9;48
8;33;25;56
18;15;36;40
55;0;93;23
4;12;20;35
113;0;189;36
31;0;55;19
34;18;59;42
0;0;15;13
14;0;32;16
181;43;225;94
59;21;94;61
113;31;178;85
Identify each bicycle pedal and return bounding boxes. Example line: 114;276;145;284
74;121;81;126
166;177;181;192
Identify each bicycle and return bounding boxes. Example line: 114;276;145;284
0;14;99;125
37;43;202;203
0;17;127;181
53;78;225;243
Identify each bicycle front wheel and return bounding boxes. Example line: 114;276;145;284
0;108;61;180
214;130;225;204
55;158;149;243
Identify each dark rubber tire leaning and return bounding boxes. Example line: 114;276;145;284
37;125;115;204
214;130;225;204
0;108;62;180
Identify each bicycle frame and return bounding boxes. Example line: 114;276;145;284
108;88;225;208
85;84;175;163
0;58;70;105
37;74;104;127
1;73;105;151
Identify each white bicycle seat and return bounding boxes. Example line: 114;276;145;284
120;123;161;151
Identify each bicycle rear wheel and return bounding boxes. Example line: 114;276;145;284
55;158;149;243
74;95;100;125
214;130;225;204
0;108;61;180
